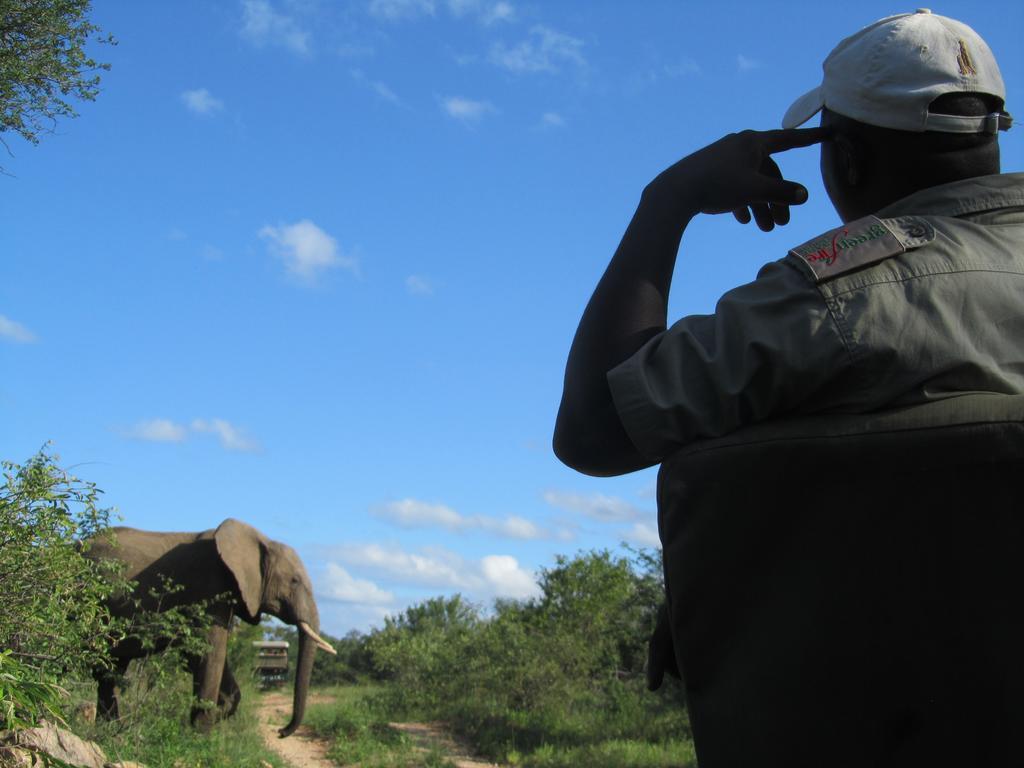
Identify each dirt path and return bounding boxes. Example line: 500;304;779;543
256;691;506;768
389;721;505;768
256;691;337;768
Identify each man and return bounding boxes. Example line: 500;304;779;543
556;10;1021;763
553;10;1017;477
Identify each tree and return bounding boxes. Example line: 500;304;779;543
0;0;112;157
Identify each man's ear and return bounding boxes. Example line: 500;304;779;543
834;133;861;187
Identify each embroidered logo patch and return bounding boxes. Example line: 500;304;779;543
789;216;906;281
957;39;977;76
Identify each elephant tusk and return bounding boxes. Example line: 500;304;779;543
299;621;337;655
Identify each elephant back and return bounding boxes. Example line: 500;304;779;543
84;527;237;615
83;527;199;581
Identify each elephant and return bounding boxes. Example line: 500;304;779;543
83;518;335;737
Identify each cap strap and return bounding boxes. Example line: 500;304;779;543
924;111;1014;134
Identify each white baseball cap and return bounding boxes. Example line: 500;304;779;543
783;9;1013;134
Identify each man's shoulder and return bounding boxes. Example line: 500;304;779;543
786;215;937;283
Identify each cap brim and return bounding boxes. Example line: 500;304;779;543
782;85;824;129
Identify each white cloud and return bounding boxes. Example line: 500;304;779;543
370;81;400;103
0;315;37;344
664;58;701;78
541;111;565;128
482;1;514;24
369;0;435;21
737;54;760;72
376;499;463;529
120;417;260;452
447;0;514;24
442;96;496;123
339;42;375;58
492;516;541;540
542;490;646;522
490;25;585;74
259;219;357;282
191;418;260;453
405;275;434;295
625;522;661;549
341;543;467;589
124;418;188;443
240;0;310;55
322;563;394;604
480;555;538;599
336;543;540;599
373;498;545;540
201;244;224;261
180;88;224;115
370;0;509;23
351;69;401;105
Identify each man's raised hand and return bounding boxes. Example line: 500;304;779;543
645;127;830;232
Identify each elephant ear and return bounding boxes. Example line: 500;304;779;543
213;518;267;622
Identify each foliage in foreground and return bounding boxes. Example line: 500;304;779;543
311;549;693;767
0;449;117;679
0;449;120;765
0;651;67;731
75;642;287;768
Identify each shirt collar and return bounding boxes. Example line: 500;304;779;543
876;172;1024;219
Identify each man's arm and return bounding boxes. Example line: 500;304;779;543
553;128;829;477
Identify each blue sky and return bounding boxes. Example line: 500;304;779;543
3;0;1022;635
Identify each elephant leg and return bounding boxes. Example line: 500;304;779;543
95;657;130;721
190;623;229;731
219;661;242;718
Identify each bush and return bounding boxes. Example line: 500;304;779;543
357;549;691;764
368;594;479;716
0;650;67;730
0;447;123;768
0;449;118;679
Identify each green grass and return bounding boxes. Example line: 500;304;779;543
518;739;697;767
435;678;693;766
308;682;696;768
66;663;287;768
305;686;456;768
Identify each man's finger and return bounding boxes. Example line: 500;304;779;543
751;202;775;232
761;126;831;153
749;176;809;205
772;201;791;227
733;207;752;225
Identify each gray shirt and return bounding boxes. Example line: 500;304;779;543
607;172;1024;460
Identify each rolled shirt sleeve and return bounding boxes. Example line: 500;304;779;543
607;258;856;459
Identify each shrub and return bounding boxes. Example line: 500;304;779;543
0;449;118;679
357;549;691;763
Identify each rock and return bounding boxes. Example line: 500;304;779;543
0;721;108;768
105;762;148;768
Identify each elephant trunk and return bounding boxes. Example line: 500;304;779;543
278;629;315;738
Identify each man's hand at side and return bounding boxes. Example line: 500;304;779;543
553;127;828;477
